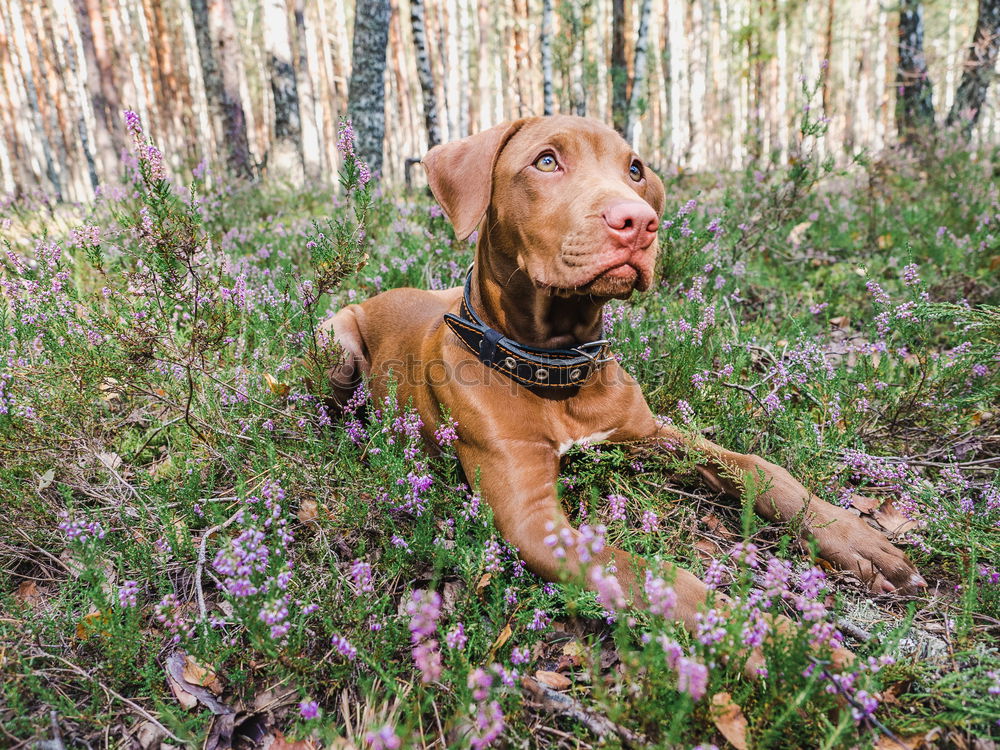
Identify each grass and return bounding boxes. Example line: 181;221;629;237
0;113;998;749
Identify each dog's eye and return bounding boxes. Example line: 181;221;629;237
629;161;644;182
534;154;559;172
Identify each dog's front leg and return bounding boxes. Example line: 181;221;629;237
650;422;925;594
456;440;711;629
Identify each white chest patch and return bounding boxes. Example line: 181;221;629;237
556;429;616;456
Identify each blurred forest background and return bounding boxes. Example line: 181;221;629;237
1;0;999;203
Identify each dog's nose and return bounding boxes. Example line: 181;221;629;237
602;201;659;248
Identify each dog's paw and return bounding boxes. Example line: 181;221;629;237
811;506;926;594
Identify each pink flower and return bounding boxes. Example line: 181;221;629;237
299;700;320;719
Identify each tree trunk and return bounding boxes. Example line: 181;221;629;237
209;0;254;177
624;0;653;143
895;0;935;142
512;0;529;117
347;0;390;175
73;0;118;179
410;0;440;148
293;0;322;179
264;0;303;181
610;0;627;134
541;0;554;116
945;0;1000;138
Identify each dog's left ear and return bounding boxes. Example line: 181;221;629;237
422;121;524;241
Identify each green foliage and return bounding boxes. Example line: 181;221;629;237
0;109;998;748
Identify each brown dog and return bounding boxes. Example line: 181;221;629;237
320;115;924;630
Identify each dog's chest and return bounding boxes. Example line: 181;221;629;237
556;429;616;457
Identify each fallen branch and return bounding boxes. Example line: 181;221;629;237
32;648;184;744
195;509;244;625
520;676;647;747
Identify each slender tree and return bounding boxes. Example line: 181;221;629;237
264;0;303;180
190;0;253;177
946;0;1000;137
541;0;554;116
610;0;627;134
347;0;391;175
896;0;935;141
410;0;441;148
624;0;652;142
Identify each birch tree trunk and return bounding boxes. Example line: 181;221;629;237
74;0;118;178
410;0;441;148
945;0;1000;137
624;0;652;143
540;0;554;115
610;0;627;134
212;0;253;177
347;0;390;175
293;0;321;178
264;0;303;181
190;0;253;177
895;0;935;141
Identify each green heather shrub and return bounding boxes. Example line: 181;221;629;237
0;110;997;748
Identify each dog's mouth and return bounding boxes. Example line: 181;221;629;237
535;260;648;299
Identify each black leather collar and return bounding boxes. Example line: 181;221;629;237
443;269;613;391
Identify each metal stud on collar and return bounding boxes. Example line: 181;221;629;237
569;368;582;381
504;356;517;369
536;369;549;381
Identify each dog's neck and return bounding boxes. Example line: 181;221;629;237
470;246;605;350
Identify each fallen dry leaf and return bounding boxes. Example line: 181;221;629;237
165;651;232;715
872;497;919;536
14;580;42;606
487;623;512;657
850;495;918;536
557;640;586;670
701;512;739;541
873;733;926;750
297;499;319;523
264;373;291;397
475;572;493;596
167;673;199;710
710;692;748;750
96;451;122;471
694;538;719;565
270;730;319;750
535;670;572;690
75;610;111;640
182;654;223;695
37;468;55;491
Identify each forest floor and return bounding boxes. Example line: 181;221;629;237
1;122;999;749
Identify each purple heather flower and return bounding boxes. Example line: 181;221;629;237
446;622;467;650
640;510;659;532
299;700;320;719
118;580;139;608
123;109;142;141
850;690;878;721
58;511;106;543
590;566;626;610
351;560;374;593
511;646;531;665
365;725;401;750
331;633;357;660
434;415;459;448
677;656;709;700
527;609;551;631
606;494;627;522
644;573;677;618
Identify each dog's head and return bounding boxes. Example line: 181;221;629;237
422;115;666;299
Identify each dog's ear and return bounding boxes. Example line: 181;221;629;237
422;121;523;241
